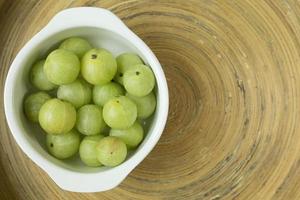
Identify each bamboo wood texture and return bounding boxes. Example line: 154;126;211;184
1;0;300;199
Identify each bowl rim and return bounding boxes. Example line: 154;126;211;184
3;7;169;192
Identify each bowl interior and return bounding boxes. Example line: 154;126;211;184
13;27;158;173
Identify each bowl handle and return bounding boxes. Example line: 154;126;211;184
45;7;130;35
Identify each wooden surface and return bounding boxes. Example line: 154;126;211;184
1;0;300;199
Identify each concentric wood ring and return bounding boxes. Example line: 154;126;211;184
1;0;300;199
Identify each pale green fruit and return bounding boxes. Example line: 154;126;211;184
24;92;51;122
93;82;125;106
76;105;106;135
81;48;117;85
57;79;92;108
126;92;156;119
59;37;92;58
123;64;155;97
39;98;76;134
46;129;81;159
79;135;104;167
96;136;127;167
109;121;144;149
44;49;80;85
114;53;143;85
30;60;56;91
103;96;137;129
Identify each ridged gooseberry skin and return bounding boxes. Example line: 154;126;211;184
114;53;143;85
109;121;144;149
126;92;156;119
46;129;81;159
57;79;92;108
38;98;76;135
81;48;117;85
30;60;56;91
93;82;125;107
44;49;80;85
23;92;51;122
123;64;155;97
79;135;104;167
76;104;106;136
103;96;137;129
59;37;92;58
96;136;127;167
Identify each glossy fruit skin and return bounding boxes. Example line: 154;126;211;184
81;48;117;85
103;96;137;129
44;49;80;85
38;98;76;135
57;79;92;108
123;64;155;97
79;135;104;167
96;136;127;167
114;53;143;85
109;121;144;149
24;92;51;122
59;37;92;58
46;129;81;159
30;60;56;91
76;104;106;136
23;44;158;169
93;82;125;107
126;92;156;119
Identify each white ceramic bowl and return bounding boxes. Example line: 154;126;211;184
4;7;169;192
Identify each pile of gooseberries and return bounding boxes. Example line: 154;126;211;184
23;37;156;167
